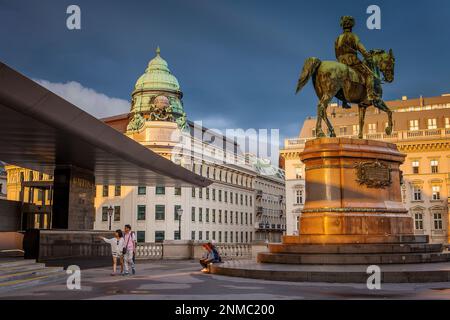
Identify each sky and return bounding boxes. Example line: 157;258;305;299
0;0;449;162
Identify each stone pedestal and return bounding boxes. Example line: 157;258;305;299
287;137;414;244
255;138;450;268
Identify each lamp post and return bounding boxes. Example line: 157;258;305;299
107;205;114;231
177;208;183;240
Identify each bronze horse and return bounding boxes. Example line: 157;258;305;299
295;49;395;139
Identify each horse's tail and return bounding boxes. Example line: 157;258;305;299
295;57;321;94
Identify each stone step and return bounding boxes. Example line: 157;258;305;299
0;262;47;276
258;252;450;265
282;234;429;245
0;266;63;284
209;260;450;283
268;243;443;255
0;259;39;268
0;271;66;293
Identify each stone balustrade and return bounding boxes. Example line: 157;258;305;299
135;242;163;260
135;241;267;261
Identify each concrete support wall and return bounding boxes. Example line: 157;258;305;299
0;199;21;231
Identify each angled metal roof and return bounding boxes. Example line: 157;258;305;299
0;62;211;187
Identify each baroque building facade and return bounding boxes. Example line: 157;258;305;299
281;94;450;244
94;48;286;243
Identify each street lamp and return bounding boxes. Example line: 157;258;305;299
107;205;114;231
177;208;183;240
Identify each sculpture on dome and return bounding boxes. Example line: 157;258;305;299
126;112;145;131
295;16;395;139
149;95;174;122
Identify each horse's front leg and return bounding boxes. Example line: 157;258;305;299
373;99;393;135
358;104;366;139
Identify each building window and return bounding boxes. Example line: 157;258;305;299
412;160;419;174
352;124;359;136
250;213;253;225
102;206;108;221
155;186;165;195
137;205;146;220
174;205;182;220
409;120;419;131
174;230;180;240
249;196;252;207
245;195;248;206
212;209;216;223
199;208;203;222
192;187;196;198
427;118;437;130
368;123;377;134
102;185;109;197
414;212;424;230
339;126;347;136
295;189;303;204
219;210;222;223
155;231;165;243
230;232;233;243
240;212;244;225
191;207;195;222
191;231;195;240
445;117;450;129
432;186;441;200
433;213;443;230
199;188;203;199
224;191;228;203
224;231;228;243
199;231;203;241
206;208;210;222
431;160;439;173
114;185;121;197
212;189;216;201
206;188;210;200
245;212;248;225
114;206;121;221
219;231;222;242
218;190;222;202
206;231;210;241
212;231;216;241
413;186;422;201
240;194;243;205
155;205;165;220
174;187;182;196
137;186;146;195
224;210;228;223
136;231;145;243
230;211;233;224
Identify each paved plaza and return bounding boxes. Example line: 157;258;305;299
1;260;450;300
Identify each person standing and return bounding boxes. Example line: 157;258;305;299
123;224;137;275
99;230;124;276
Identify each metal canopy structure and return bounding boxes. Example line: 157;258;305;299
0;62;210;187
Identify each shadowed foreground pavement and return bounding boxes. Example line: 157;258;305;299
1;260;450;300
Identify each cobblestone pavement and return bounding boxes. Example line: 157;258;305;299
1;260;450;300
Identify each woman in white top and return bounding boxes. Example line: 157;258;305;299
99;229;124;276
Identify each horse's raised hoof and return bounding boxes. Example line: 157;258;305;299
385;127;392;135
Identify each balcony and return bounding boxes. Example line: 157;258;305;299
256;206;263;215
284;128;450;149
256;190;263;198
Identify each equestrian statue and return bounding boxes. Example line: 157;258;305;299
296;16;395;139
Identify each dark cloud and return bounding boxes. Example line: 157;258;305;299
0;0;449;143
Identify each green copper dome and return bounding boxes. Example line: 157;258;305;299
128;47;188;132
133;47;181;93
